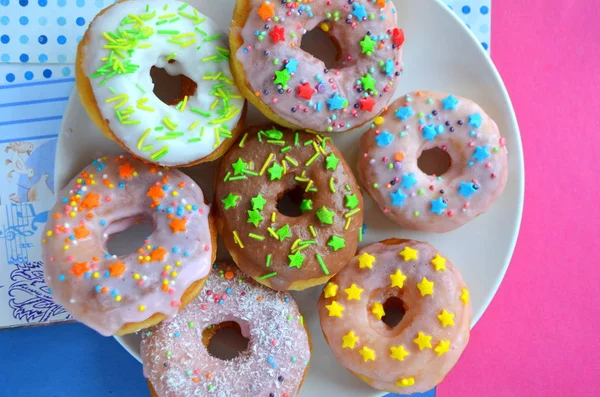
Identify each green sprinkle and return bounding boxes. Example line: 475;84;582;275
305;152;320;167
266;254;272;267
316;253;330;275
316;206;335;225
157;30;179;34
284;156;298;166
281;146;291;152
150;146;169;161
203;34;222;42
164;52;177;61
223;171;231;182
190;107;212;117
300;199;313;213
249;233;265;241
257;272;278;280
309;225;317;237
239;133;248;147
188;137;203;143
303;140;314;146
222;193;240;209
294;132;299;146
344;208;361;218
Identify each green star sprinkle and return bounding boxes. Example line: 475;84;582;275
276;224;292;241
288;251;305;268
360;35;376;55
222;193;239;210
345;194;359;210
316;206;335;225
327;235;346;251
361;73;376;91
264;128;283;139
247;209;263;227
268;161;284;180
274;69;291;86
300;199;313;213
231;158;247;175
251;193;267;211
325;153;340;171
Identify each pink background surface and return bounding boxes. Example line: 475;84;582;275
440;1;599;396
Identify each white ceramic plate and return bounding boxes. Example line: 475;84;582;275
55;0;524;395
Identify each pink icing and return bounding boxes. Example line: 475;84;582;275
318;240;471;394
357;91;508;232
141;264;310;397
233;0;403;133
41;154;213;336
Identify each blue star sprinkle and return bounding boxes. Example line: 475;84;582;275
422;124;438;141
327;92;347;110
458;182;478;198
401;173;417;189
375;131;394;146
395;106;414;120
384;59;394;76
469;113;482;128
390;189;407;207
442;94;459;110
352;3;367;20
285;58;299;74
430;197;447;215
472;145;490;162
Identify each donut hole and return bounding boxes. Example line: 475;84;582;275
381;297;406;328
105;215;154;257
276;186;306;218
203;321;250;361
150;61;197;106
417;147;452;176
300;27;339;69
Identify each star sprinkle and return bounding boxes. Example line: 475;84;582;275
352;3;367;20
81;192;100;210
269;25;285;43
169;218;187;233
297;82;315;100
361;73;376;91
276;224;291;241
342;331;359;349
274;69;291;86
395;106;414;120
460;288;470;305
375;131;394;146
390;189;407;207
257;1;274;20
469;113;482;128
442;94;459;110
222;193;240;209
316;206;335;225
118;163;135;179
251;193;267;211
268;161;284;180
390;345;410;361
472;146;491;162
458;182;478;198
328;235;346;251
325;152;340;170
422;124;438;141
70;261;89;278
108;261;126;278
324;282;338;298
413;332;432;350
384;59;394;76
326;300;345;317
345;194;359;209
300;199;313;213
417;277;434;296
430;197;447;215
371;302;385;320
359;346;376;362
74;225;90;240
326;92;347;110
231;158;247;175
247;209;263;227
438;310;455;327
359;96;376;111
401;173;417;189
390;269;407;288
345;284;363;300
431;254;446;271
434;340;451;356
396;377;415;388
399;246;418;261
359;35;376;55
357;252;375;269
285;58;298;73
392;27;405;47
146;186;165;202
288;251;305;268
150;247;167;261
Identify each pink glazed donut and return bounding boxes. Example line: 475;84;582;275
318;239;471;394
141;264;311;397
357;91;508;232
42;154;216;336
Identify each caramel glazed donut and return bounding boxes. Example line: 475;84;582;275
358;91;508;232
42;154;216;336
77;0;246;167
230;0;404;133
318;239;471;394
214;126;364;291
141;264;311;397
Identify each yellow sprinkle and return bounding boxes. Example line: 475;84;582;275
115;295;122;302
172;191;179;196
162;280;169;285
267;227;279;240
133;274;140;280
305;152;320;167
320;22;330;32
102;32;116;42
69;212;76;217
291;238;302;251
46;231;53;237
171;271;178;278
208;107;241;125
309;225;316;237
188;120;199;131
374;116;385;125
304;180;313;192
284;155;298;166
271;212;276;222
345;217;352;230
137;128;151;150
179;95;188;112
239;133;248;147
63;245;69;250
344;208;361;218
329;176;336;192
162;117;177;131
138;305;146;312
282;159;288;175
175;261;182;266
92;272;100;279
259;153;274;176
210;99;218;110
180;39;197;48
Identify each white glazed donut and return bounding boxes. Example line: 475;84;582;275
77;0;246;166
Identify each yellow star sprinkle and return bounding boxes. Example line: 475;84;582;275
324;282;339;298
460;288;470;305
396;377;415;387
399;246;418;261
344;284;363;300
357;252;375;269
326;300;345;317
413;332;432;350
359;346;376;362
437;309;455;328
390;345;410;361
342;331;359;349
417;277;434;296
371;302;386;320
430;254;446;271
434;340;451;356
390;269;407;288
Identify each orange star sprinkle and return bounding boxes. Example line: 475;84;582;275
74;225;90;239
80;192;100;210
108;261;127;278
70;261;90;278
150;247;167;261
169;218;187;233
119;163;135;179
257;1;274;21
147;185;165;202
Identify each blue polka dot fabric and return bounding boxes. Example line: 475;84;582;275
447;1;492;52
